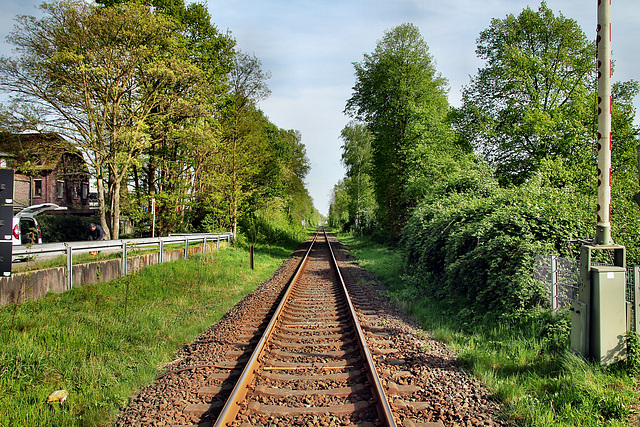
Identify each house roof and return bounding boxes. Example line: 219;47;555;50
0;132;81;172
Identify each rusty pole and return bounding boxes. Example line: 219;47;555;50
596;0;612;245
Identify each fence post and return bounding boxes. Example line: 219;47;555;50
184;237;189;259
634;265;640;333
66;244;73;290
216;236;220;249
122;242;128;276
203;236;207;254
159;239;164;263
551;255;559;311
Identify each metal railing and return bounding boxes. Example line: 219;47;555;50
13;232;234;290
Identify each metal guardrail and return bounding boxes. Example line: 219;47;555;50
13;232;234;290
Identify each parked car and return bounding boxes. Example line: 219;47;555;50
12;203;66;245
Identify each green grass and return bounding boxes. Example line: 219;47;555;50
12;241;217;273
335;230;640;427
0;242;297;427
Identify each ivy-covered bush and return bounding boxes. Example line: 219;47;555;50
239;206;310;247
402;160;593;316
37;215;100;243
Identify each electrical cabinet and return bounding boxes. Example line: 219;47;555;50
590;265;627;365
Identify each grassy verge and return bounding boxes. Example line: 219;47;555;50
12;242;216;274
335;231;640;427
0;242;297;427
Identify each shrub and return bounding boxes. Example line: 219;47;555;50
36;215;99;243
402;160;592;317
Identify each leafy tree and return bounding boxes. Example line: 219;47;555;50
106;0;236;235
0;0;200;238
452;2;626;186
339;120;376;231
210;51;272;236
345;23;452;236
328;180;350;230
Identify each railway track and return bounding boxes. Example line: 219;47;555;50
210;229;395;426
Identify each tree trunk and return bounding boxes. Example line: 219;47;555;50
110;179;121;239
96;168;111;240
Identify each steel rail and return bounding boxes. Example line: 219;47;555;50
213;231;319;427
323;229;397;427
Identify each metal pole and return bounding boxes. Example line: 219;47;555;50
596;0;612;245
551;255;559;311
151;198;156;238
122;242;128;276
66;244;73;290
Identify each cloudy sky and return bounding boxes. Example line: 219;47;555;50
1;0;638;215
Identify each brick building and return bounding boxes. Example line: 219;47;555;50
0;132;93;213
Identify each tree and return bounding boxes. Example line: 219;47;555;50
99;0;236;236
214;51;272;236
345;23;451;236
453;2;597;185
328;180;350;229
0;0;201;238
339;120;376;231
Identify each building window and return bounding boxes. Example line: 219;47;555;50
81;183;89;200
57;181;64;199
73;182;80;199
34;180;42;197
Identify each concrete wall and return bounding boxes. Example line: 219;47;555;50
0;243;226;306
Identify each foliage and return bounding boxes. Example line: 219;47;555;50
0;244;294;426
453;2;639;188
626;331;640;376
345;23;453;236
328;180;350;230
239;202;315;247
37;215;99;243
338;121;377;232
402;158;593;315
0;0;205;239
0;0;319;243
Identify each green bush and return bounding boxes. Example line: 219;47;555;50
402;160;592;316
239;207;310;247
36;215;99;243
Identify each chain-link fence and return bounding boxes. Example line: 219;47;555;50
534;254;636;311
534;255;579;310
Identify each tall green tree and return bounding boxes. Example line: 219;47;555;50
453;2;599;185
0;0;201;238
340;120;376;231
217;51;271;236
328;180;350;229
104;0;236;235
345;23;451;236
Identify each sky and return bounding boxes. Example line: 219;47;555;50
0;0;638;216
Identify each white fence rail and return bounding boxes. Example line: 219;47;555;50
13;232;234;290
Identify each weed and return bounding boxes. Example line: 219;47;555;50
626;331;640;375
416;329;429;341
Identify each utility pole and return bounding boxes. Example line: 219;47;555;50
571;0;627;365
